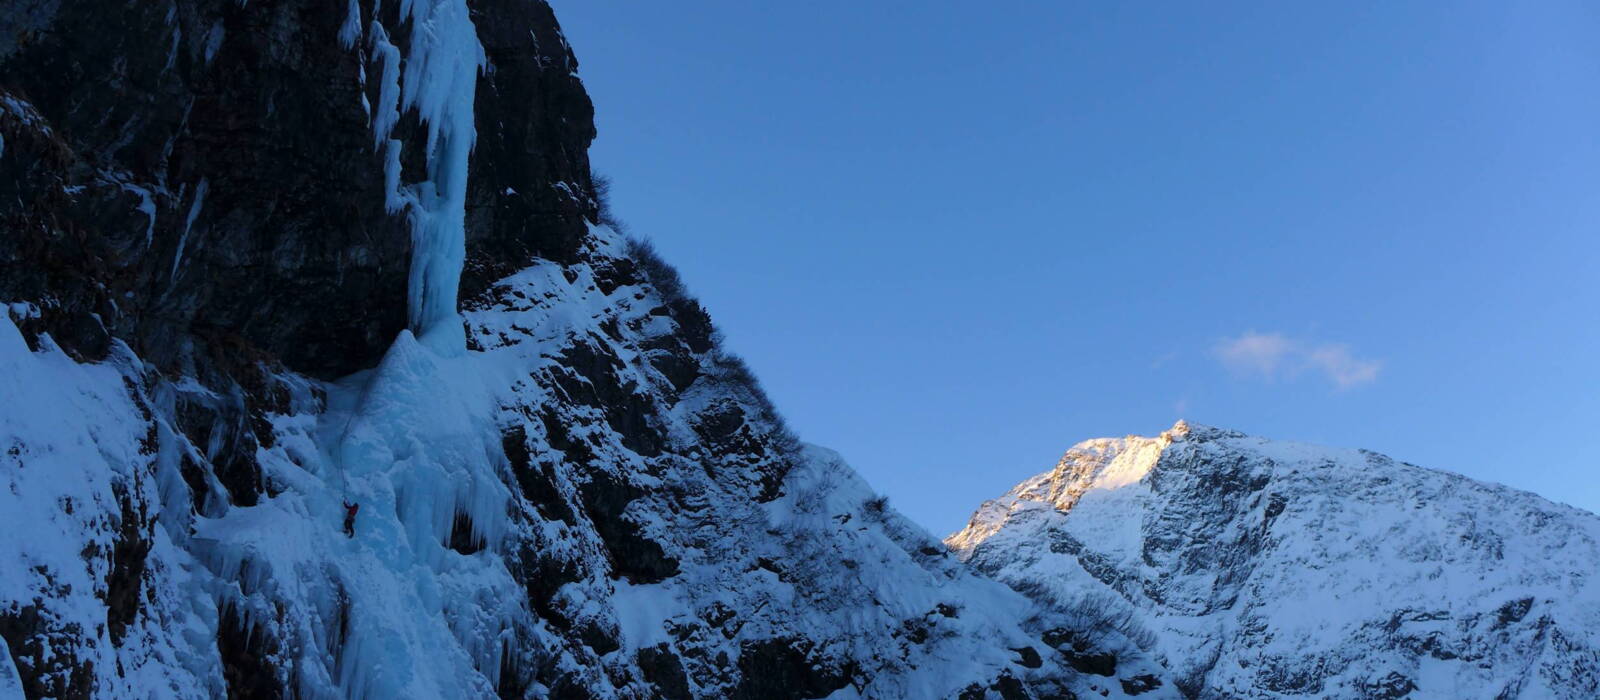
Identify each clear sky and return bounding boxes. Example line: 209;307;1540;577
551;1;1600;535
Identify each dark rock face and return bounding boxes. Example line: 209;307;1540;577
0;0;597;382
1120;675;1162;696
635;644;692;700
0;603;95;700
730;638;856;700
217;604;282;700
576;469;681;584
462;0;597;296
104;486;153;646
1;0;407;379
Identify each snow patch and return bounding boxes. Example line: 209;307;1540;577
119;182;158;246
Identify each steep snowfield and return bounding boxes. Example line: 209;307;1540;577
948;421;1600;699
0;307;224;698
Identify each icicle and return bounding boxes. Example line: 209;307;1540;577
338;0;363;49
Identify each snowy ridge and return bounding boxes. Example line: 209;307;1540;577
948;422;1600;699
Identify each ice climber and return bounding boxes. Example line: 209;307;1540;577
343;501;360;538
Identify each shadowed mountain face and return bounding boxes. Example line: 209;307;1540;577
0;1;1153;698
949;421;1600;699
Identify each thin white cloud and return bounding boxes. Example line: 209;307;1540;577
1214;332;1381;389
1305;343;1382;389
1215;332;1295;377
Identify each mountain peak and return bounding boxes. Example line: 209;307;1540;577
1013;422;1246;514
948;426;1600;698
1162;419;1249;443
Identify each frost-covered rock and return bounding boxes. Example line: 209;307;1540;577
948;421;1600;699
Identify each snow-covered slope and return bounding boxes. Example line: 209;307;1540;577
948;421;1600;699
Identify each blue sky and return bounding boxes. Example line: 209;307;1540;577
552;1;1600;534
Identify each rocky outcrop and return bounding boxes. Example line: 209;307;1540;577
949;422;1600;699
